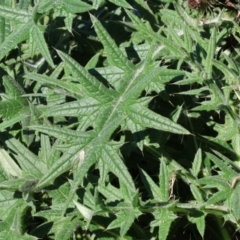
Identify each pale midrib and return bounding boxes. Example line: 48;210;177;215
93;66;145;142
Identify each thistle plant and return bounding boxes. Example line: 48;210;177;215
0;0;239;239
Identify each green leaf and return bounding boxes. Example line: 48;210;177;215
151;209;176;240
54;217;80;240
190;184;203;203
206;152;236;180
107;209;141;236
108;0;133;8
42;98;101;117
0;113;27;131
159;160;169;202
195;176;230;190
0;178;26;191
63;0;93;13
18;0;31;10
191;148;202;178
229;181;240;221
36;144;86;189
0;2;9;44
3;75;25;97
31;25;54;68
212;59;236;83
0;149;22;178
139;167;162;201
90;14;134;72
29;125;90;142
205;26;216;79
5;138;45;178
0;21;31;61
63;10;74;33
175;4;198;29
102;144;135;190
98;184;123;203
62;149;98;215
25;73;84;98
127;103;190;134
56;50;112;100
126;118;145;151
188;212;205;238
73;200;94;221
184;25;193;53
126;9;185;57
0;231;37;240
207;189;231;204
0;4;30;22
0;99;26;119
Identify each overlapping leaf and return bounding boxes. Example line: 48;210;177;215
23;15;190;216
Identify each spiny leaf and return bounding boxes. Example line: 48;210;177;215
206;152;236;180
190;184;203;203
188;212;206;238
56;49;113;100
126;9;186;56
205;26;216;79
54;217;80;240
151;209;177;240
3;76;26;98
108;0;133;8
207;189;231;204
42;98;101;117
159;160;169;201
0;113;28;131
175;5;198;28
107;209;141;237
196;176;230;190
127;103;190;134
25;73;84;97
29;125;90;142
102;144;135;190
0;99;27;119
0;4;30;22
0;149;22;178
73;200;94;221
5;138;45;178
0;21;31;61
31;25;54;68
229;181;240;222
91;14;134;72
62;149;99;215
191;148;202;178
63;0;93;14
